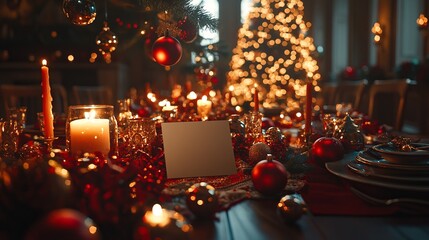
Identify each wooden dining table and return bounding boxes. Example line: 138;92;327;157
2;129;428;240
187;145;429;240
188;188;429;240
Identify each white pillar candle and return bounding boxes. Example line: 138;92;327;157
197;95;212;120
70;113;110;156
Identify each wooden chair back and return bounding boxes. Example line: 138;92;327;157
321;82;339;106
0;84;68;124
367;79;410;130
72;86;113;105
335;79;368;109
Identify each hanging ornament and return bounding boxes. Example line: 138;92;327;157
152;32;182;66
311;137;344;164
62;0;97;26
333;114;365;152
186;182;218;218
177;17;198;43
277;194;307;223
251;154;289;196
25;208;100;240
96;21;118;54
248;142;271;166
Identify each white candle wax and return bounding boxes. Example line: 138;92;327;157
144;204;170;227
197;95;212;120
70;118;110;156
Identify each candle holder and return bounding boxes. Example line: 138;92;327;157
124;117;157;155
135;204;192;239
66;105;118;157
244;111;263;143
0;118;20;158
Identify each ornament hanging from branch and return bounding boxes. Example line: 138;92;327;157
96;22;118;52
177;16;198;43
95;0;118;63
152;31;182;66
62;0;97;26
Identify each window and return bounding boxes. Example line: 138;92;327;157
241;0;253;23
191;0;219;45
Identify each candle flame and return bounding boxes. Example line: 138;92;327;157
187;91;197;100
152;204;163;217
42;59;47;66
158;99;170;107
84;110;97;119
201;95;208;101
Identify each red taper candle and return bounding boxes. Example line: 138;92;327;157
41;59;54;139
305;81;312;135
254;86;259;112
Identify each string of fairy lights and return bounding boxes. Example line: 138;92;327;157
227;0;321;112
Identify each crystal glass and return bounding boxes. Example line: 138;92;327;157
66;105;118;157
124;117;157;154
8;106;27;134
117;99;133;138
244;111;263;142
0;118;20;157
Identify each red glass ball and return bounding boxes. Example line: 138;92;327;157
251;155;288;195
26;209;100;240
177;17;198;43
311;137;344;163
152;35;182;66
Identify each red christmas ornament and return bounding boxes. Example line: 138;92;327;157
177;17;198;43
26;209;100;240
152;33;182;66
311;137;344;164
251;154;289;195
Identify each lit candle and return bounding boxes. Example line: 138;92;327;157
253;84;259;112
197;95;212;121
69;110;110;156
305;80;312;136
41;59;54;139
144;204;170;227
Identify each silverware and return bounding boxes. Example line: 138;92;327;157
350;187;429;206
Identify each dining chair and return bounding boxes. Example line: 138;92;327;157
335;79;368;110
0;84;68;125
72;85;114;105
367;79;410;131
320;82;338;106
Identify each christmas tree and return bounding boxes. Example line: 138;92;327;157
227;0;321;112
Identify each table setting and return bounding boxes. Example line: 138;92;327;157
1;0;429;239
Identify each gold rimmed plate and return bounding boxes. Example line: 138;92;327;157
347;161;429;182
356;151;429;171
325;153;429;192
372;143;429;164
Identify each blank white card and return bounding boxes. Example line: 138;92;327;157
161;121;237;179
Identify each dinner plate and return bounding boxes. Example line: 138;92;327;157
355;151;429;172
325;153;429;192
347;161;429;182
372;143;429;164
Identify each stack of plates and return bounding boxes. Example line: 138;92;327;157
325;144;429;192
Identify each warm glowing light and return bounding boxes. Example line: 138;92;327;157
42;59;47;66
187;91;197;100
417;13;428;29
67;55;75;62
227;0;320;111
